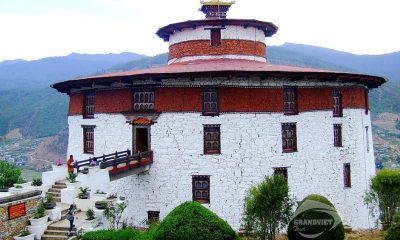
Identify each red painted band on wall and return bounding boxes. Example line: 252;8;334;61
168;39;266;60
68;87;368;115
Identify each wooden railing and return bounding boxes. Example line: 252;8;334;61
75;150;153;176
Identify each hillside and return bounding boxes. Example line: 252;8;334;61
0;44;399;169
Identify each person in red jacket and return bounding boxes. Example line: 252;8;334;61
67;155;75;174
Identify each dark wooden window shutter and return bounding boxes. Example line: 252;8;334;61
192;175;210;204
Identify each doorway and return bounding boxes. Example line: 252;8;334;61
133;126;150;153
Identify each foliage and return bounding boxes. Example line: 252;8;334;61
288;194;344;240
79;187;89;194
66;173;77;183
81;228;144;240
19;229;31;237
31;177;42;186
103;201;127;230
34;201;46;219
86;208;95;221
153;201;237;240
15;185;23;189
242;175;294;240
385;224;400;240
95;190;106;194
45;193;54;203
365;169;400;229
0;161;22;188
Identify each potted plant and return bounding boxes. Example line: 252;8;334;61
14;229;34;240
66;173;78;189
95;201;108;210
92;190;107;201
81;208;98;229
31;178;42;187
43;193;56;209
29;201;48;226
0;161;22;192
78;187;90;199
81;167;89;174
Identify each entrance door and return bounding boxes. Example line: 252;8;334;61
135;127;149;153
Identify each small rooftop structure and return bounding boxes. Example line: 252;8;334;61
200;0;235;19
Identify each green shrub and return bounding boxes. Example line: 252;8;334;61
34;201;46;219
288;194;344;240
365;169;400;229
153;201;237;240
385;222;400;240
0;161;22;188
81;229;141;240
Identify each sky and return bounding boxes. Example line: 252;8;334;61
0;0;399;62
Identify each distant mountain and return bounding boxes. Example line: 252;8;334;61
278;43;400;81
0;52;146;89
0;44;399;139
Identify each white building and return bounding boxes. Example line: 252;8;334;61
52;1;385;230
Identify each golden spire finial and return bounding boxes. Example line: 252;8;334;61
200;0;235;6
200;0;235;19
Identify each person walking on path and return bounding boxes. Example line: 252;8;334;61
67;155;75;174
66;204;77;236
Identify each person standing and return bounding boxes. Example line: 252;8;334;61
67;155;75;174
66;204;76;236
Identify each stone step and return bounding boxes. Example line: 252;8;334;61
55;181;67;185
52;185;66;189
47;226;76;231
41;234;70;240
54;197;61;202
47;192;61;197
43;230;70;236
48;188;61;193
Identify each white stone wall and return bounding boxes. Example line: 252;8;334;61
169;25;266;46
67;109;376;230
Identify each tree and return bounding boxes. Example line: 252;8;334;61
365;169;400;229
0;161;22;188
242;175;294;240
103;201;127;230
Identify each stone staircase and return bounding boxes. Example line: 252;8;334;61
46;181;66;202
41;226;77;240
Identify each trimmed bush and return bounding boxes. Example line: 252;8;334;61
385;212;400;240
0;161;22;188
153;201;237;240
81;229;141;240
288;194;345;240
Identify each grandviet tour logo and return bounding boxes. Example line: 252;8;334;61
289;199;343;239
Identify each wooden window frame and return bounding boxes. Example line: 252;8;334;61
333;90;343;117
274;167;288;183
82;125;95;154
147;211;160;223
364;89;369;115
204;124;221;155
192;175;210;204
333;124;342;147
210;29;221;47
283;87;298;115
343;163;351;188
282;123;297;153
83;92;95;119
132;87;155;112
202;87;219;116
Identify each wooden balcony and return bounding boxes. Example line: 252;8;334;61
75;150;153;180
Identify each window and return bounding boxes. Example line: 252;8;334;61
343;163;351;188
147;211;160;223
282;123;297;152
333;124;342;147
210;29;221;47
133;88;154;111
284;87;298;115
274;167;288;182
192;175;210;204
83;92;95;119
333;91;343;117
365;126;370;152
364;89;369;115
83;126;95;154
202;87;219;116
204;125;220;154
